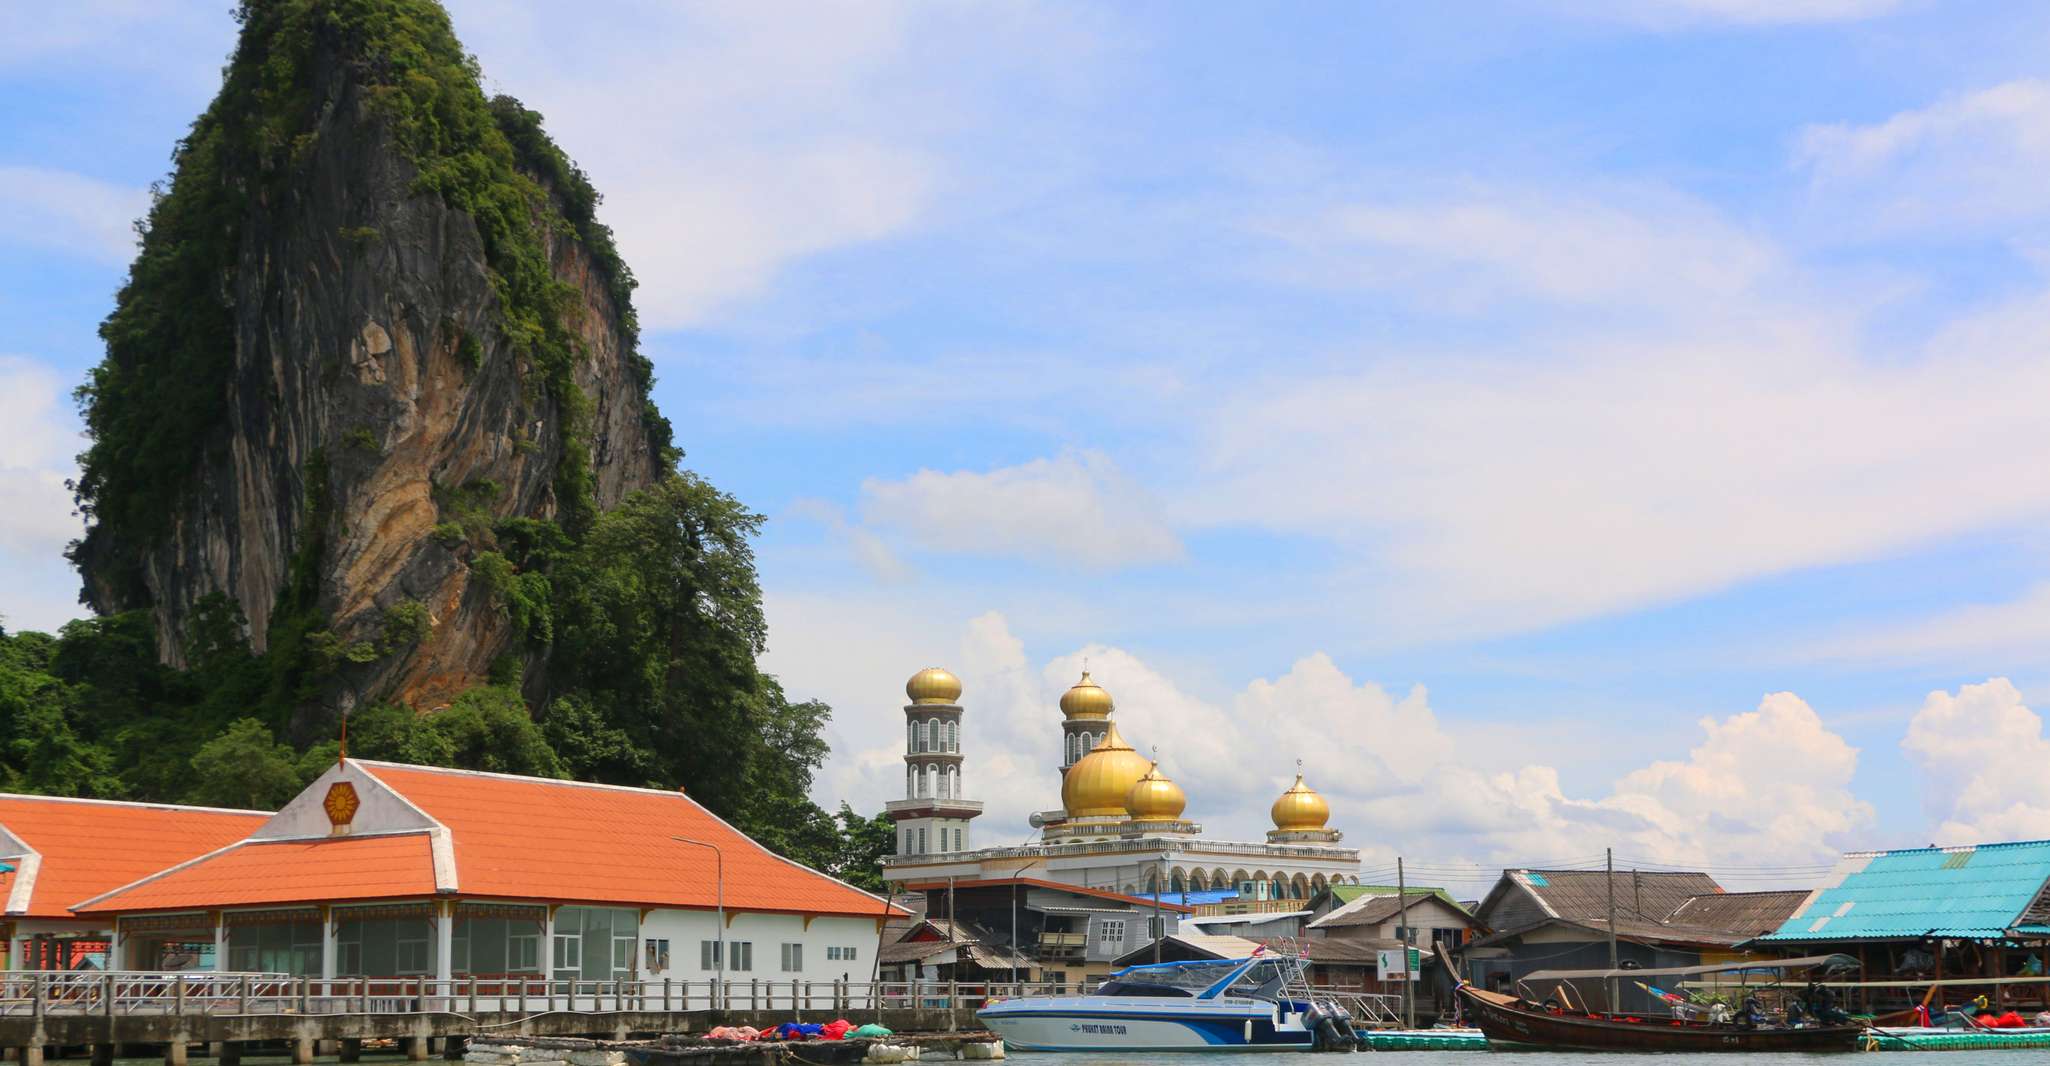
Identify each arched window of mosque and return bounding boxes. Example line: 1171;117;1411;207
924;719;937;751
926;763;939;798
905;766;916;796
946;720;957;752
947;766;959;797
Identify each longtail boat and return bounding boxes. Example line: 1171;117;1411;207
1457;954;1865;1053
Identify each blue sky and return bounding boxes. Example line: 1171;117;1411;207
6;0;2050;894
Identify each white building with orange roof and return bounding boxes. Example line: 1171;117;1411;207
0;793;268;970
73;761;901;989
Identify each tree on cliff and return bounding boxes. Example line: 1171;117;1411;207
8;0;874;867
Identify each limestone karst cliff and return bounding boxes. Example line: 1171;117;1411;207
71;0;673;728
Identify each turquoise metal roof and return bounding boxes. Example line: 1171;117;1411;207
1757;839;2050;942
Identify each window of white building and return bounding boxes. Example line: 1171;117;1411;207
780;943;804;972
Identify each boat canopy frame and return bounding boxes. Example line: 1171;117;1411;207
1523;953;1859;984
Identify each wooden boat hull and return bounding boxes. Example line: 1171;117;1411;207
1458;985;1861;1053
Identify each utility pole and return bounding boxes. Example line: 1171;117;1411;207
1605;847;1620;1014
1153;855;1165;963
1398;857;1415;1029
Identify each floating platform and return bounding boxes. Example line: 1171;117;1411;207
1357;1028;1488;1051
1863;1027;2050;1052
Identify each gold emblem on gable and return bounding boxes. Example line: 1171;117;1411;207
324;781;360;827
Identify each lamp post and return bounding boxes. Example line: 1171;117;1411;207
672;836;725;1010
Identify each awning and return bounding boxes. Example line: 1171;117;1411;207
1525;953;1858;983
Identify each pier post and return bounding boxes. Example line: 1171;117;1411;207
164;1041;188;1066
21;1048;41;1066
291;1039;313;1065
339;1039;362;1063
219;1043;241;1066
404;1037;429;1062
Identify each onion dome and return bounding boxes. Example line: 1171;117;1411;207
1059;670;1114;719
1125;762;1187;821
1270;773;1331;831
1061;722;1151;817
906;667;963;705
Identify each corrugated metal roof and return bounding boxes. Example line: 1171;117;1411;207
1757;840;2050;942
1511;869;1722;925
1664;890;1809;938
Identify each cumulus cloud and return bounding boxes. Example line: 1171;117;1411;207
861;450;1183;569
1797;80;2050;230
1901;678;2050;843
0;167;147;266
798;606;1870;881
0;356;88;633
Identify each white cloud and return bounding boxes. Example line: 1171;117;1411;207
0;356;88;634
0;167;147;266
1188;179;2050;636
442;0;1088;329
1807;583;2050;665
861;450;1183;569
1797;80;2050;231
794;605;1870;881
1902;678;2050;843
1255;183;1783;316
786;498;914;584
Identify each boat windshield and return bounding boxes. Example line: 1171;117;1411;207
1097;961;1245;996
1219;958;1297;1002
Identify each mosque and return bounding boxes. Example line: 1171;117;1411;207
881;667;1361;900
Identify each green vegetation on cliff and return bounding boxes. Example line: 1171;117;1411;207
74;0;674;589
35;0;884;887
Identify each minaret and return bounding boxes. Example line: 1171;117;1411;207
1057;670;1115;775
885;667;984;858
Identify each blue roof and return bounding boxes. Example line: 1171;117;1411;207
1138;889;1241;906
1756;839;2050;942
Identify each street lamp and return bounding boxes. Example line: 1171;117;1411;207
671;836;725;1010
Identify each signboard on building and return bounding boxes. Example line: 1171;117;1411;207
1376;947;1421;980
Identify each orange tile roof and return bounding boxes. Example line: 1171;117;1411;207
0;795;268;918
75;833;437;913
363;763;895;918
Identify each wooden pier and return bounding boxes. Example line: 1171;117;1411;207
0;973;1005;1066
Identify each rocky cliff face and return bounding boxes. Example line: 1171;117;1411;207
72;0;668;728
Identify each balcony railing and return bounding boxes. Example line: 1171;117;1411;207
0;972;1412;1029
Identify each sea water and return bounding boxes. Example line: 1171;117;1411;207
102;1048;2050;1065
1007;1053;2050;1064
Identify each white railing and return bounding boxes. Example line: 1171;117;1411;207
0;974;1399;1023
0;974;1106;1019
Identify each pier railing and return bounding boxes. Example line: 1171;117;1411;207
0;972;1407;1027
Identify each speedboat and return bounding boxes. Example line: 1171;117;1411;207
976;953;1357;1052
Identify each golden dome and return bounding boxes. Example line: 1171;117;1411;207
1125;762;1186;821
1059;671;1114;719
1270;773;1330;831
1061;722;1151;818
906;667;963;705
